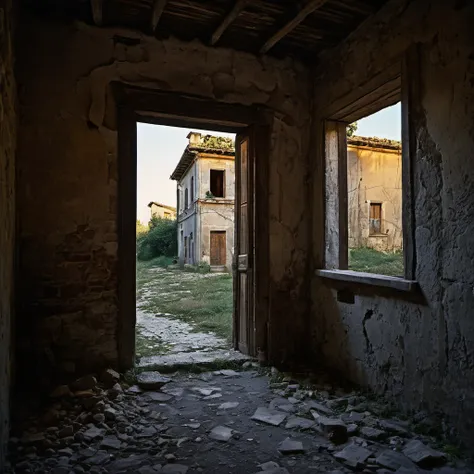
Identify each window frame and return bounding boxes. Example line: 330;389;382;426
316;54;418;292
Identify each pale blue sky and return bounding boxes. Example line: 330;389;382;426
136;102;401;224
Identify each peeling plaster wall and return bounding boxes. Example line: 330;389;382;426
312;0;474;443
0;0;16;466
16;11;311;382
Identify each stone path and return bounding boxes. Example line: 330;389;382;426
136;310;248;369
136;267;246;369
7;367;473;474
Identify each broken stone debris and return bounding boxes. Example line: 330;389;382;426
251;407;286;426
284;416;315;430
403;439;447;467
333;443;372;468
7;369;464;474
209;425;234;442
136;371;172;390
313;415;348;444
375;449;418;471
277;437;305;454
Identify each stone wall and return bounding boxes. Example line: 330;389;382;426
312;0;474;443
15;11;311;381
0;0;16;467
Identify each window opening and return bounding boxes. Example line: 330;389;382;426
325;102;404;277
210;169;225;197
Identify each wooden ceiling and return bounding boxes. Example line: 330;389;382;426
29;0;389;62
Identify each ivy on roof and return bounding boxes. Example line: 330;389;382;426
198;134;235;151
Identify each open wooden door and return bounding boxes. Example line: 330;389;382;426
233;130;255;355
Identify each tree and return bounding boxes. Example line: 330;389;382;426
137;216;178;261
347;122;358;137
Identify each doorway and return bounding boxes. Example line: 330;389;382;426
135;123;241;368
117;86;271;371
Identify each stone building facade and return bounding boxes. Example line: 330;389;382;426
347;136;402;251
171;133;234;270
147;201;176;220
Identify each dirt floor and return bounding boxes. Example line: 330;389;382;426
7;366;474;474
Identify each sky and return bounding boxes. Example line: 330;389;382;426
136;102;401;224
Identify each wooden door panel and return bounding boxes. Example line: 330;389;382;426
234;132;254;356
238;273;248;353
210;231;226;265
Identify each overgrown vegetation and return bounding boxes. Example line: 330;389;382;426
136;260;233;341
137;216;178;261
349;247;404;276
346;121;358;137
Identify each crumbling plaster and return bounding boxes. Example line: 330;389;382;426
312;0;474;443
0;0;16;467
15;11;312;381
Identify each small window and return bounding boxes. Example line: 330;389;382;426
184;236;187;258
369;203;382;235
164;211;171;219
210;170;225;198
184;188;189;208
176;189;180;212
190;176;194;203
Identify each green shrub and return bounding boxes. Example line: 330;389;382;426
137;217;178;261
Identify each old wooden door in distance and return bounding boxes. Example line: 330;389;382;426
210;231;226;266
234;131;255;355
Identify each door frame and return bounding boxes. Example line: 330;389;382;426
114;83;271;370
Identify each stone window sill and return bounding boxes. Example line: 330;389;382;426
315;269;418;293
368;233;388;238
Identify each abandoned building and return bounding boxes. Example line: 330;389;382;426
1;0;474;471
171;132;235;270
147;201;177;220
347;135;402;251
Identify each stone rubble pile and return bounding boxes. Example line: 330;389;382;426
254;372;469;474
7;369;189;474
5;366;472;474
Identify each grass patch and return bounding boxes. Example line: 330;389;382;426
135;325;172;358
136;260;233;342
349;247;404;276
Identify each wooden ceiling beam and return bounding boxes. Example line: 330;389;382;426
211;0;247;46
90;0;103;26
260;0;328;54
151;0;168;32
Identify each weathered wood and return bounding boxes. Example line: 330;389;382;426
90;0;103;26
401;46;419;280
151;0;168;31
260;0;328;54
315;269;418;292
117;104;137;371
211;0;247;46
337;122;348;270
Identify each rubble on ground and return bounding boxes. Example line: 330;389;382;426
5;366;473;474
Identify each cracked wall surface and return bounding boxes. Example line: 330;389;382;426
312;0;474;444
0;0;16;467
15;11;312;383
